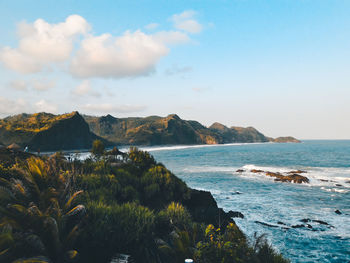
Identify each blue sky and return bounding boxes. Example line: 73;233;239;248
0;0;349;139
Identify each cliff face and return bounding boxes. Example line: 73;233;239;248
0;112;106;151
85;114;299;146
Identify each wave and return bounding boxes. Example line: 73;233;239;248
181;163;350;192
183;166;239;173
241;164;350;191
134;142;272;152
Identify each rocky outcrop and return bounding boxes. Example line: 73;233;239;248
0;112;108;151
265;171;309;183
237;169;309;184
183;189;236;228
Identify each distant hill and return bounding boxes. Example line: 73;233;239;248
84;113;300;145
0;111;106;151
0;112;300;151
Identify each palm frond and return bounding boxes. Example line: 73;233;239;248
64;190;83;210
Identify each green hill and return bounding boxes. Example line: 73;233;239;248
0;111;107;151
84;113;299;145
0;111;299;151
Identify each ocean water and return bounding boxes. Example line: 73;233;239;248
145;140;350;263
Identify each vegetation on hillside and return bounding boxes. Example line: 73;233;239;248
0;142;289;263
84;113;278;146
0;112;77;133
0;112;107;151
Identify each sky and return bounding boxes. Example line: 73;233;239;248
0;0;350;139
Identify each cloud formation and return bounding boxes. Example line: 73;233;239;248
9;80;28;91
8;79;55;91
0;97;29;116
70;31;169;78
1;12;199;79
72;80;101;97
0;15;90;73
171;10;202;34
32;79;56;91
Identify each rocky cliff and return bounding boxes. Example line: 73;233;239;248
0;111;106;151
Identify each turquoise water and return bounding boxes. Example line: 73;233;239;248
146;141;350;262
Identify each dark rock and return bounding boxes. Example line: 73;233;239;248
246;168;310;184
251;169;264;173
320;179;329;182
227;211;244;219
300;218;311;223
183;189;233;228
287;170;307;174
269;172;309;184
312;220;329;226
231;191;242;195
292;224;305;228
335;210;342;215
277;221;287;225
335;184;343;187
255;221;279;228
306;224;313;229
236;169;245;173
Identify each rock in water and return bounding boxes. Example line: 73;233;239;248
227;211;244;219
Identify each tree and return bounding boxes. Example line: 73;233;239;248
0;157;85;263
91;140;105;157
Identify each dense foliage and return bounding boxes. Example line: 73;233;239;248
0;147;289;263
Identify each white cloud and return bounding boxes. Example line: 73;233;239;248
0;97;30;116
145;23;159;30
72;80;101;97
32;79;55;91
81;103;146;114
0;48;42;74
9;80;28;91
1;13;200;79
0;15;90;73
171;10;202;34
35;99;58;113
70;31;169;78
8;79;55;91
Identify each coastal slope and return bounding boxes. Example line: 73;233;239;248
0;112;300;151
85;113;300;145
0;111;106;151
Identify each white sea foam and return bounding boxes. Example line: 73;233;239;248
136;142;272;152
181;163;350;191
183;166;239;173
237;164;350;190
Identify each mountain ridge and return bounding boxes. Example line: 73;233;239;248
84;112;300;146
0;111;300;151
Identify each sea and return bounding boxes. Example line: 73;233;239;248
141;140;350;263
